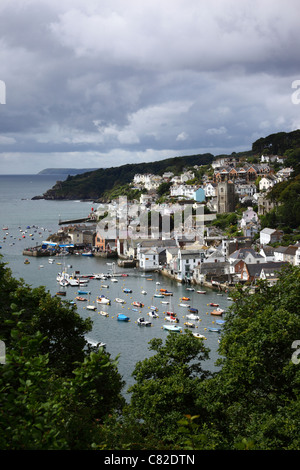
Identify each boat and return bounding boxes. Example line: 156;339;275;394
148;310;159;318
179;303;190;307
208;327;221;332
193;332;207;340
186;287;195;291
82;251;93;257
86;304;97;311
215;319;225;325
68;278;80;286
111;278;118;282
137;317;152;327
209;303;219;307
132;301;144;308
141;290;147;295
96;295;111;305
48;258;55;264
117;314;130;322
101;284;109;288
24;258;30;264
161;301;169;305
99;311;109;317
115;298;126;304
181;296;190;301
163;324;182;332
77;290;91;295
186;313;200;321
164;315;179;323
56;291;66;296
149;305;158;311
197;290;206;294
211;308;224;316
156;282;160;285
123;288;132;293
154;294;164;298
160;288;167;292
166;311;176;316
59;278;70;287
184;321;195;328
188;307;198;313
75;296;87;301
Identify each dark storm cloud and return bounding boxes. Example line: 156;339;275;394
0;0;299;173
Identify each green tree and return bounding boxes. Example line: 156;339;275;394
0;257;93;376
196;265;300;449
0;257;125;449
127;331;211;443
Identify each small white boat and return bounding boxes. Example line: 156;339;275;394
163;324;182;332
115;298;126;304
141;290;147;295
137;317;152;327
96;296;111;305
111;278;118;283
148;310;159;318
193;332;206;340
99;311;109;317
186;313;200;321
179;303;190;308
197;290;206;294
164;316;179;323
86;304;97;311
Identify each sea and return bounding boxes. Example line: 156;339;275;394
0;174;230;397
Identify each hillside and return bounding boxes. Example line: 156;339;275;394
33;153;214;201
33;129;300;201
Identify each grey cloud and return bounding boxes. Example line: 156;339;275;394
0;0;299;173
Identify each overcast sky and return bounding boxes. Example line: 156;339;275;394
0;0;300;174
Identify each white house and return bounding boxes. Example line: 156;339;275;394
170;184;197;199
138;248;159;271
203;182;217;197
260;228;283;246
259;176;276;192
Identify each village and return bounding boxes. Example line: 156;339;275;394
41;153;299;290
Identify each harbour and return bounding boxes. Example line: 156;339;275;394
0;174;229;397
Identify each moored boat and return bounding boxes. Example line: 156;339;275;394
188;307;198;313
96;295;111;305
137;317;152;326
117;314;130;322
132;301;144;308
163;324;182;332
184;321;195;328
211;308;224;316
193;332;207;340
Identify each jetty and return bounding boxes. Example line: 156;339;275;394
58;217;92;225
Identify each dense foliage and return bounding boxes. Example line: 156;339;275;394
1;258;300;450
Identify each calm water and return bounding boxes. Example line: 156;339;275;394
0;175;230;396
